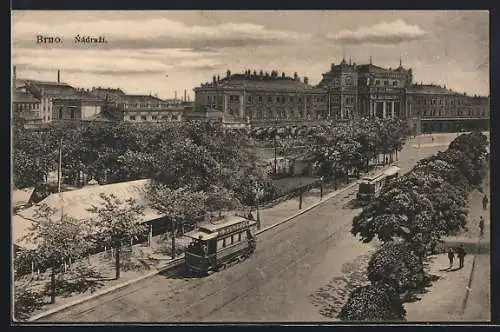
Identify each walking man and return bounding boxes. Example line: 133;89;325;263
482;194;489;211
479;216;485;237
456;244;467;269
447;248;455;269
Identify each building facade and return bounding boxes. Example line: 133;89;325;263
90;88;184;123
193;59;489;133
12;91;42;127
52;95;103;121
193;70;329;128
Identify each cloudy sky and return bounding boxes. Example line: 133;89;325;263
12;10;489;99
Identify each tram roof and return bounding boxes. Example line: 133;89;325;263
184;230;219;241
198;216;254;233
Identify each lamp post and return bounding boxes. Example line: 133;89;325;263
254;185;264;230
274;117;278;175
319;176;324;200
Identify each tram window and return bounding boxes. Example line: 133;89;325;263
238;233;242;241
217;239;224;249
231;235;235;244
223;238;226;248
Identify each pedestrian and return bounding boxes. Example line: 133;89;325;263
482;195;489;210
455;244;466;268
247;210;254;221
479;216;485;237
447;248;455;269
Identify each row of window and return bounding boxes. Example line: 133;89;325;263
415;99;469;106
374;79;399;87
16;103;39;110
245;109;328;120
217;232;245;249
127;114;179;121
123;103;168;109
221;95;327;105
420;109;489;117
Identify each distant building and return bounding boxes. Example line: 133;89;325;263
193;59;489;133
193;69;329;129
89;87;184;122
17;69;77;124
407;84;489;133
12;91;41;127
318;57;412;120
52;95;104;122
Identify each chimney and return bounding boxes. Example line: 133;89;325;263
184;89;187;102
294;72;298;81
253;70;257;76
57;69;60;83
217;75;220;82
330;63;335;71
282;72;285;78
226;69;231;78
304;77;309;85
213;75;216;83
259;70;263;76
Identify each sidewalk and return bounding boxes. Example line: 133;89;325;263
405;164;490;322
405;254;475;321
23;167;369;322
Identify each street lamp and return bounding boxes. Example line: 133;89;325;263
254;185;264;230
274;117;278;176
319;176;324;200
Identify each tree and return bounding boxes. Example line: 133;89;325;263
20;204;92;304
147;182;207;257
87;194;148;279
14;286;45;321
205;185;242;218
367;241;426;295
338;283;406;321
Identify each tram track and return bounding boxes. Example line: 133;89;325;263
41;185;360;322
177;221;354;322
124;201;359;321
155;193;360;320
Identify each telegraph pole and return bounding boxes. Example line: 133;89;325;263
274;118;278;175
57;138;63;193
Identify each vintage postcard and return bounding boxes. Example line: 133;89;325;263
11;10;490;323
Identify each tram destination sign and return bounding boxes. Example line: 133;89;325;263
218;220;249;237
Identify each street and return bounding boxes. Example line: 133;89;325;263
38;135;458;322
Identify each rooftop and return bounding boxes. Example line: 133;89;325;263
197;71;324;92
12;91;40;103
408;84;461;95
13;179;164;249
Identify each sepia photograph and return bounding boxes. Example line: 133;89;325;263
11;10;490;323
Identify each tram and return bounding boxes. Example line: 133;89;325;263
184;216;257;276
356;165;401;206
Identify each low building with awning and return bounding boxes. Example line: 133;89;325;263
12;179;172;252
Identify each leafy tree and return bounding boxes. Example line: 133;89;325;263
205;185;242;218
87;194;148;279
14;286;45;321
367;241;426;294
20;204;92;303
147;182;207;257
338;283;406;321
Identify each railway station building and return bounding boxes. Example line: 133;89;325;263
192;58;490;134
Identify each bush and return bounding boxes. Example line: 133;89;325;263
338;283;406;321
367;241;425;294
14;288;45;321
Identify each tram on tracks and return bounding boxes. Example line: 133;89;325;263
356;165;401;206
184;216;257;276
